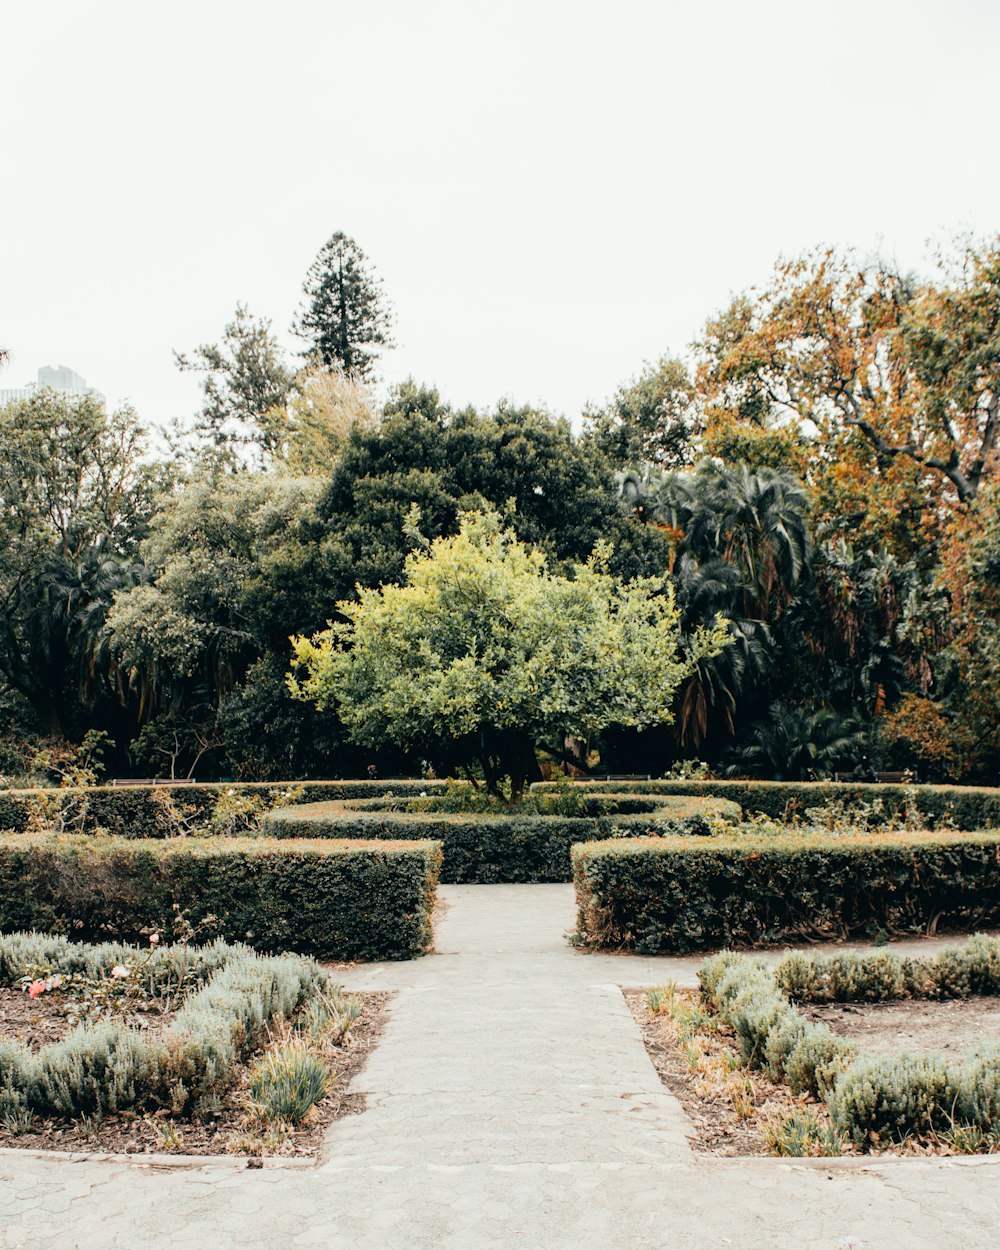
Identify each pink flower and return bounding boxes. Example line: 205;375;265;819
110;964;130;979
27;980;46;999
149;933;160;946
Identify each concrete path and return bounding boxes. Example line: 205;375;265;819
1;884;999;1250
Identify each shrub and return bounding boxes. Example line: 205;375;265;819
0;937;326;1120
572;829;1000;953
538;779;1000;831
774;935;1000;1003
262;795;739;884
0;779;452;837
827;1054;959;1144
0;834;442;961
250;1043;328;1123
696;942;1000;1148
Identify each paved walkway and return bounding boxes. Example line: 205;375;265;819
1;885;999;1249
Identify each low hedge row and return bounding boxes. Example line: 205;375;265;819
0;935;323;1120
0;834;442;961
262;796;740;883
700;941;1000;1146
572;828;1000;953
539;779;1000;830
0;779;451;837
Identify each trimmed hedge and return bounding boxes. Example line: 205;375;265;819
0;779;451;837
0;834;442;961
262;795;740;884
572;828;1000;953
539;779;1000;831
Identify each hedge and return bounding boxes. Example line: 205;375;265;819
572;828;1000;953
700;941;1000;1146
0;834;442;961
539;779;1000;831
0;779;451;837
0;935;324;1120
262;795;740;883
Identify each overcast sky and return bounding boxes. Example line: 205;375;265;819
3;0;998;432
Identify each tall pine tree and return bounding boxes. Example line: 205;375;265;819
294;232;395;379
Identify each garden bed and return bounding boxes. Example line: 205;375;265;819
0;933;388;1159
632;938;1000;1157
627;987;840;1156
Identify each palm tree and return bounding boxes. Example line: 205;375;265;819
683;464;812;618
672;553;771;747
724;702;868;780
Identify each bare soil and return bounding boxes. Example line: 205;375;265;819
0;991;391;1159
0;987;175;1050
804;996;1000;1057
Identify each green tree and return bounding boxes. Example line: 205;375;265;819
293;232;395;378
585;356;697;468
175;304;294;468
0;390;157;738
106;471;326;776
725;703;867;781
289;510;727;799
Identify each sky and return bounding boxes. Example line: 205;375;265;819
2;0;999;432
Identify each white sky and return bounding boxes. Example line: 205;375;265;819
2;0;998;431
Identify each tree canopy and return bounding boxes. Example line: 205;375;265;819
289;511;727;797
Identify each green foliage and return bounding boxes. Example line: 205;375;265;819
0;389;159;740
724;703;868;781
0;833;443;960
174;303;294;469
293;231;395;379
700;941;1000;1148
775;935;1000;1003
585;356;697;469
262;794;739;883
249;1042;328;1123
0;778;450;836
828;1054;958;1144
291;509;727;798
537;778;1000;831
572;828;1000;953
764;1109;847;1157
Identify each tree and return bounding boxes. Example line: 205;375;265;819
724;703;868;781
278;366;380;475
615;463;813;754
175;304;294;468
585;356;698;468
289;510;727;799
293;232;395;379
696;238;1000;554
0;390;157;739
106;471;326;776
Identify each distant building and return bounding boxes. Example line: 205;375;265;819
0;365;105;408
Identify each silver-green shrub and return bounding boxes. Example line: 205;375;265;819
34;1023;160;1117
827;1053;958;1143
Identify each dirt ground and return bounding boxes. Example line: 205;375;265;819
0;986;175;1050
804;995;1000;1057
0;990;391;1158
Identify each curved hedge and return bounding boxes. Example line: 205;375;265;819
572;827;1000;953
0;779;450;838
262;794;741;883
0;834;443;960
539;779;1000;831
